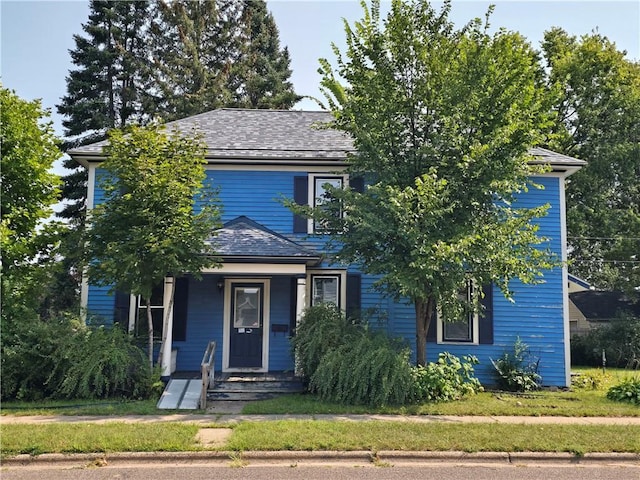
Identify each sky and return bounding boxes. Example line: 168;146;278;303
1;0;639;141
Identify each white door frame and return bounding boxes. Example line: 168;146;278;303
222;278;270;372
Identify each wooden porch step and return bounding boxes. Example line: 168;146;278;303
206;373;305;402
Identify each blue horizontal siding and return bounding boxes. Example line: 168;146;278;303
174;275;224;371
87;165;568;386
86;284;116;326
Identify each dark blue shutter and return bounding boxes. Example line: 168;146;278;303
346;273;361;319
478;283;494;344
350;176;364;193
293;176;308;233
114;291;131;327
426;308;437;342
172;277;189;342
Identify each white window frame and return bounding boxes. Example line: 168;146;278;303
307;173;348;234
134;283;165;338
437;282;479;345
307;270;347;311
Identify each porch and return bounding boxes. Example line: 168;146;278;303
157;371;305;410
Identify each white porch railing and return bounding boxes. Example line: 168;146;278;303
200;341;216;409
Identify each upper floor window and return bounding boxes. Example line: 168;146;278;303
309;174;345;233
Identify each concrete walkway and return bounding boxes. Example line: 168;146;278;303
2;413;640;425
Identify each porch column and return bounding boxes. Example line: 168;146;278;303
160;277;175;382
294;277;306;376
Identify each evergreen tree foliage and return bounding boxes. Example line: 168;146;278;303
145;0;238;120
145;0;298;118
58;0;150;144
313;0;557;366
543;28;640;293
230;0;300;108
57;1;299;310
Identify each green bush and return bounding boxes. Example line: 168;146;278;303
1;313;154;401
1;315;78;401
310;331;413;406
571;371;605;390
291;304;360;380
606;377;640;405
571;313;640;369
294;305;483;406
54;325;154;399
491;337;541;391
411;353;483;402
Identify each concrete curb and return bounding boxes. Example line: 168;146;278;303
3;450;639;468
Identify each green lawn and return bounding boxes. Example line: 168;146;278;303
243;368;640;416
2;367;637;417
2;421;639;458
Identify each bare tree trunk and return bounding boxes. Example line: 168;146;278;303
157;278;176;366
145;297;154;369
415;297;435;366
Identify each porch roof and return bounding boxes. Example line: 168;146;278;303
210;216;321;265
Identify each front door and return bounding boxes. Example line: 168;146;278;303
224;279;270;371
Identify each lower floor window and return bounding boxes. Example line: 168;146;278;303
132;278;188;342
312;275;340;306
439;281;478;344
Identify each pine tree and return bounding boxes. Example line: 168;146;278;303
230;0;300;108
146;0;299;118
145;0;239;120
58;0;150;143
55;0;150;313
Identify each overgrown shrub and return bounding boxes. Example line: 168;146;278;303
411;353;483;402
1;315;78;400
310;331;414;406
54;326;154;399
491;337;541;391
291;304;359;380
294;305;483;406
1;314;154;401
571;313;640;368
606;377;640;405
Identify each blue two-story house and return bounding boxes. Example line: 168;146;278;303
69;108;585;387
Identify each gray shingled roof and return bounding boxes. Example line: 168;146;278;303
68;108;586;167
529;147;587;168
211;216;321;264
69;109;353;160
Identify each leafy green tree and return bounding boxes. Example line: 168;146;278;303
0;86;62;321
543;28;640;293
313;0;558;366
85;125;221;367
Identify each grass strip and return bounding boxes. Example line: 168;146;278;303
3;421;638;457
1;399;161;416
227;420;640;454
1;422;200;457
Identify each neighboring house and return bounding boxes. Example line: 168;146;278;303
570;290;640;335
568;274;593;336
69;108;586;387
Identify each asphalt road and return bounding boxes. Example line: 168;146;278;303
3;463;639;480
